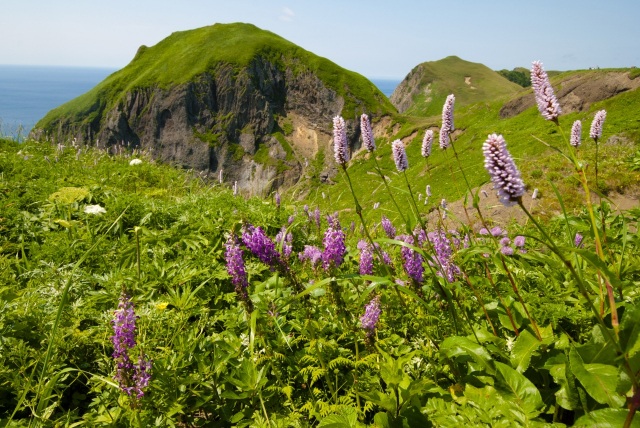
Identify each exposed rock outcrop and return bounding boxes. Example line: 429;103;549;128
500;70;640;118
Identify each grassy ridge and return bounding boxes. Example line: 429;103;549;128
395;56;522;116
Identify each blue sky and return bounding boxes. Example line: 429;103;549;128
2;0;639;79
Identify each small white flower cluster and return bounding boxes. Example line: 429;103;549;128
84;204;106;215
129;158;143;166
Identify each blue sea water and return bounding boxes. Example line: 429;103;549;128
0;65;116;138
370;78;401;98
0;65;400;140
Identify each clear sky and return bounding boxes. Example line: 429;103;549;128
2;0;639;79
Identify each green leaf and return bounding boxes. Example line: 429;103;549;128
569;346;625;407
373;412;409;428
318;413;358;428
620;304;640;358
574;408;640;427
545;354;579;411
494;361;543;416
441;336;495;375
510;330;540;373
359;390;397;414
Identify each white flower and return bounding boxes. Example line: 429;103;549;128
506;336;516;352
129;158;143;166
84;204;106;215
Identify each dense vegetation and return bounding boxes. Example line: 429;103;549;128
497;69;531;87
2;72;640;426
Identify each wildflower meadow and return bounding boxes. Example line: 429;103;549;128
0;61;639;427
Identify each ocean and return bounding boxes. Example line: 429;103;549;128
370;78;401;98
0;65;116;139
0;65;400;139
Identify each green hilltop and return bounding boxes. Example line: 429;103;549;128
391;56;522;117
36;22;395;131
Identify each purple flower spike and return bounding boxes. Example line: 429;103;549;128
333;115;349;165
398;234;424;284
531;61;561;122
112;293;136;364
360;295;381;337
357;240;374;275
429;229;460;283
422;129;434;157
590;110;606;140
299;245;323;267
483;134;525;207
574;233;584;248
361;114;376;152
322;225;346;271
225;235;249;294
391;139;408;172
570;120;582;148
241;224;281;269
275;227;293;259
111;293;152;401
132;356;152;399
381;215;396;239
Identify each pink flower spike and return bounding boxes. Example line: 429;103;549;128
531;61;561;122
570;120;582;148
333;115;349;164
422;129;434;157
360;114;376;152
391;139;408;172
589;110;606;140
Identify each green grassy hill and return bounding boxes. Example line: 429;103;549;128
36;22;395;132
390;56;522;117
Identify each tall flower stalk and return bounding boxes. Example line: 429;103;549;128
590;109;607;188
482;133;541;339
111;292;152;406
225;234;253;312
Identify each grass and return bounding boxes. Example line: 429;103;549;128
396;56;522;116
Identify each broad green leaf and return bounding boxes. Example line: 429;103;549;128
574;408;640;427
318;413;358;428
569;346;625;407
494;361;543;416
510;330;540;373
359;390;397;414
441;336;495;375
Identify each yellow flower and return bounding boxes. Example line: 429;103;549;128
156;302;168;310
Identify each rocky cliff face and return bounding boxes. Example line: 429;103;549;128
390;64;428;114
35;57;361;196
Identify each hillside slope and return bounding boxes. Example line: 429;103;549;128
390;56;522;116
32;23;396;196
